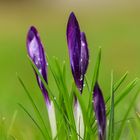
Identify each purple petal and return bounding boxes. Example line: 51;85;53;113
80;32;89;77
66;12;82;91
93;83;106;140
26;26;50;105
67;12;90;94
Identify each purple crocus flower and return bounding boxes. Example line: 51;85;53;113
93;83;106;140
66;12;89;93
26;26;50;105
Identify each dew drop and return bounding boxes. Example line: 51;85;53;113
80;75;83;81
81;41;85;46
79;88;82;91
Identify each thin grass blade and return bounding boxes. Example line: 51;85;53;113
115;78;138;106
128;121;137;140
17;76;51;139
106;78;138;116
108;71;114;140
18;103;48;140
116;89;140;139
105;71;128;104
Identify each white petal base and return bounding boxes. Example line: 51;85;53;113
48;101;57;139
74;101;84;139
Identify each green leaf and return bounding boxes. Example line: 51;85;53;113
90;47;101;91
7;110;18;137
108;71;114;140
18;103;48;140
53;57;78;139
17;76;51;139
86;47;101;139
113;71;128;92
105;71;128;104
116;89;140;139
84;76;90;93
29;56;77;139
87;47;101;119
115;78;138;106
106;78;138;116
128;121;137;140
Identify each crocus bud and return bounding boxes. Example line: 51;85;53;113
26;26;57;138
93;83;106;140
66;12;89;93
26;26;50;105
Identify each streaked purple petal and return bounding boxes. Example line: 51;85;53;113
26;26;50;105
66;12;82;91
93;83;106;140
67;12;90;94
80;32;89;76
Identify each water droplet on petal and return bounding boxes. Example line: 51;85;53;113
79;88;82;91
80;75;83;81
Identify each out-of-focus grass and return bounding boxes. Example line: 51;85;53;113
0;0;140;139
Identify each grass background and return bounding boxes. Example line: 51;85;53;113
0;0;140;139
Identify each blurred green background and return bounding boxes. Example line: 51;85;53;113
0;0;140;139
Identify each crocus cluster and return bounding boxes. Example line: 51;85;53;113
67;12;106;140
26;12;106;140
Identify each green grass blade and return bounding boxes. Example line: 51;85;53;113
62;61;66;86
90;47;101;91
18;103;48;140
106;78;138;116
7;110;18;137
85;47;101;139
52;57;78;138
17;76;51;139
87;47;101;118
115;78;138;106
108;71;114;140
105;71;128;104
113;71;128;92
115;117;135;125
29;56;78;139
128;121;137;140
84;76;90;93
28;56;63;111
116;89;140;139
